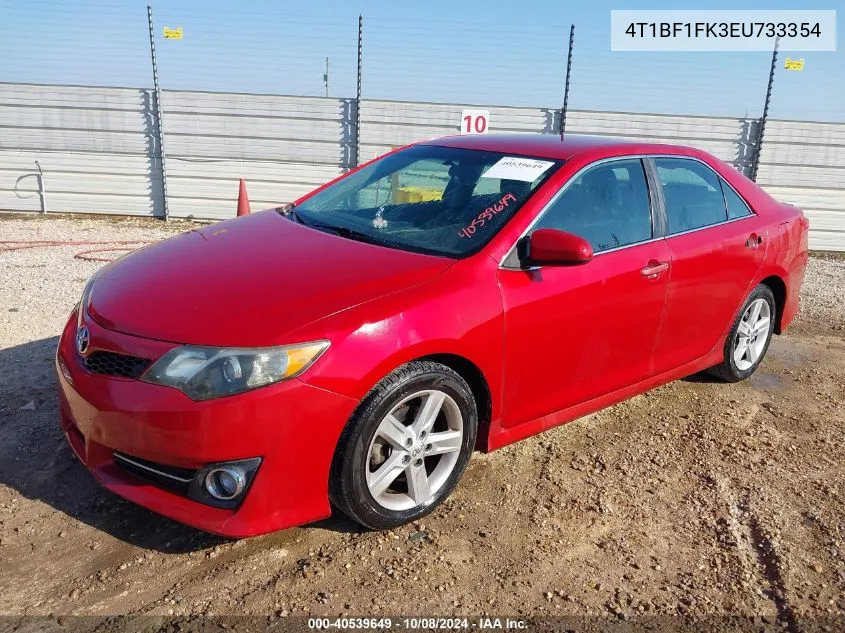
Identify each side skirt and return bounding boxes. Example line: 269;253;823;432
485;346;724;451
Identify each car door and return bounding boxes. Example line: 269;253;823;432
497;157;671;429
648;157;767;374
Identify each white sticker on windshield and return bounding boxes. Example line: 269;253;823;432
480;157;555;182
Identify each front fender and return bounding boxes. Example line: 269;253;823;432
291;257;506;425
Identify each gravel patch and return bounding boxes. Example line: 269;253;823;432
798;253;845;331
0;215;194;347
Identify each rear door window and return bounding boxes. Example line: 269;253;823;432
721;180;754;219
654;158;728;235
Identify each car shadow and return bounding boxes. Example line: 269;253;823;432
309;512;367;535
0;336;363;552
680;371;723;384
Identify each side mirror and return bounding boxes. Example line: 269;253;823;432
518;228;593;267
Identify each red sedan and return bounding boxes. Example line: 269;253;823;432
56;135;808;537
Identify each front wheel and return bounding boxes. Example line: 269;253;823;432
329;361;477;530
707;284;776;382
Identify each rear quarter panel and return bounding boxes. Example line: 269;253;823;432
761;205;809;332
709;157;808;334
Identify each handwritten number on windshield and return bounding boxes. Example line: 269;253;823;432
457;193;517;239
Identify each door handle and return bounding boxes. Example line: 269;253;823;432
745;233;763;249
641;260;669;279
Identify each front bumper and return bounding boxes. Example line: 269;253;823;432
56;310;358;538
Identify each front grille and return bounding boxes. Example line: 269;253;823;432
82;351;151;379
113;452;197;495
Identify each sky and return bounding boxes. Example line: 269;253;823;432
0;0;841;121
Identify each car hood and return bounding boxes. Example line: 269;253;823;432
88;210;453;346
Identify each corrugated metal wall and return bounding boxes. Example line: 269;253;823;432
162;91;356;220
755;119;845;252
0;83;162;216
359;101;561;162
360;100;759;176
1;83;842;250
566;111;760;176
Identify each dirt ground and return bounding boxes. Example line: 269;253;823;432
0;215;843;629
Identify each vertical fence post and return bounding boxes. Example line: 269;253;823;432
750;37;779;183
355;15;363;167
560;24;575;140
34;161;47;214
147;5;170;219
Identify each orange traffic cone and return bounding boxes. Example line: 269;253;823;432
237;178;251;217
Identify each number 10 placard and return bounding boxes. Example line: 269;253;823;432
460;109;489;135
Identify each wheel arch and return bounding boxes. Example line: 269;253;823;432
758;274;787;334
317;342;499;453
417;353;493;452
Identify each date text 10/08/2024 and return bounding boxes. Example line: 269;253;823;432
307;617;528;630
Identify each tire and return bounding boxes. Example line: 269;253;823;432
329;361;477;530
707;284;776;383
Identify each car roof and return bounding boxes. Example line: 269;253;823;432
421;133;706;162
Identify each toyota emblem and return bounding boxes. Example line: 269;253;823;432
76;325;90;355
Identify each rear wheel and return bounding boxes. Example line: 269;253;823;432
707;284;776;382
329;361;477;530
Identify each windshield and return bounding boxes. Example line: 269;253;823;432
293;145;563;258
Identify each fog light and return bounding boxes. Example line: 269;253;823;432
189;457;261;509
205;467;245;500
58;358;74;385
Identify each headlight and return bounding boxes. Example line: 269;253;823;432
141;341;329;400
77;277;96;326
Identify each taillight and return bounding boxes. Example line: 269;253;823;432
799;210;810;229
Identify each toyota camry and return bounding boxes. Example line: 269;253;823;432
56;134;809;536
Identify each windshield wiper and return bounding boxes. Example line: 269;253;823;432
276;202;307;224
277;203;391;247
307;221;388;246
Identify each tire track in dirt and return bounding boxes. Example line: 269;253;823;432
713;474;799;632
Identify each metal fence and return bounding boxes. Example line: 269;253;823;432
0;1;843;250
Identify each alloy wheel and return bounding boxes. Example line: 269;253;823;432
733;298;772;371
365;389;464;511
